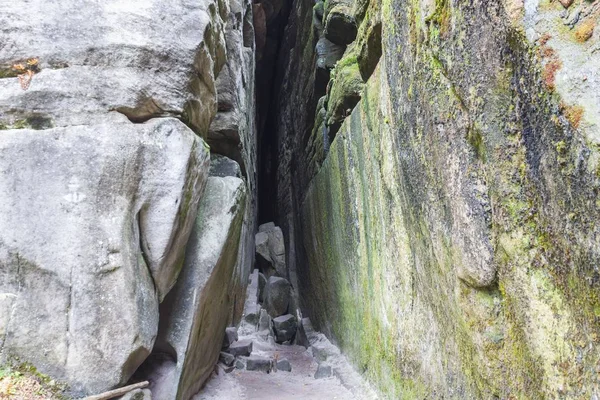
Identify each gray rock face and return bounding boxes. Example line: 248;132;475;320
258;308;271;332
210;154;243;178
272;314;297;343
0;0;227;137
208;0;258;327
264;276;291;318
239;269;260;335
258;272;267;303
255;223;287;277
323;5;357;45
227;340;253;357
219;352;235;367
314;364;333;379
141;176;246;400
276;359;292;372
0;118;209;396
316;37;346;71
222;327;239;349
246;356;272;373
235;359;246;370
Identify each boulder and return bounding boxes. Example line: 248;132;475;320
259;222;276;232
276;359;292;372
0;0;227;137
139;176;247;400
0;118;209;396
235;359;246;370
246;356;272;373
264;277;291;317
324;4;357;45
227;340;253;357
314;364;333;379
255;224;287;277
222;327;239;349
219;352;235;367
272;314;298;343
316;37;346;71
210;155;242;178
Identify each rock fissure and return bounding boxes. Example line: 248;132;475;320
2;0;600;399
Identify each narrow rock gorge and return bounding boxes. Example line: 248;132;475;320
1;0;600;399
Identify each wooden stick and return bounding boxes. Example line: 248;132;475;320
81;381;149;400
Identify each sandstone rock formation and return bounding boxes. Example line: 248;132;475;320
140;176;246;400
0;119;208;396
270;0;600;398
0;0;256;397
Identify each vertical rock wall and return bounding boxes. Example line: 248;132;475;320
273;0;600;398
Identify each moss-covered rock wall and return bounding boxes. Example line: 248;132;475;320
275;0;600;398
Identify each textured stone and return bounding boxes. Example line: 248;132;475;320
258;308;271;332
140;176;246;400
276;359;292;372
270;0;600;398
208;0;258;329
246;356;272;373
272;314;297;343
210;154;242;178
264;277;291;318
255;224;287;277
239;269;260;335
219;352;235;367
227;340;253;357
235;358;246;370
222;327;239;349
314;364;332;379
324;5;357;45
0;118;209;397
258;272;267;303
0;0;227;137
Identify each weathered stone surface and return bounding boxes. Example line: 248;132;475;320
207;0;258;327
227;340;253;357
246;356;272;373
258;308;271;332
140;176;246;400
314;364;332;379
264;276;291;317
356;19;382;81
273;0;600;398
255;223;287;277
325;55;364;133
219;352;236;367
258;272;267;302
259;222;276;232
239;269;260;335
0;118;209;396
222;327;239;349
235;358;246;370
324;5;357;45
272;314;297;343
210;154;242;178
316;37;346;71
0;0;228;137
276;359;292;372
